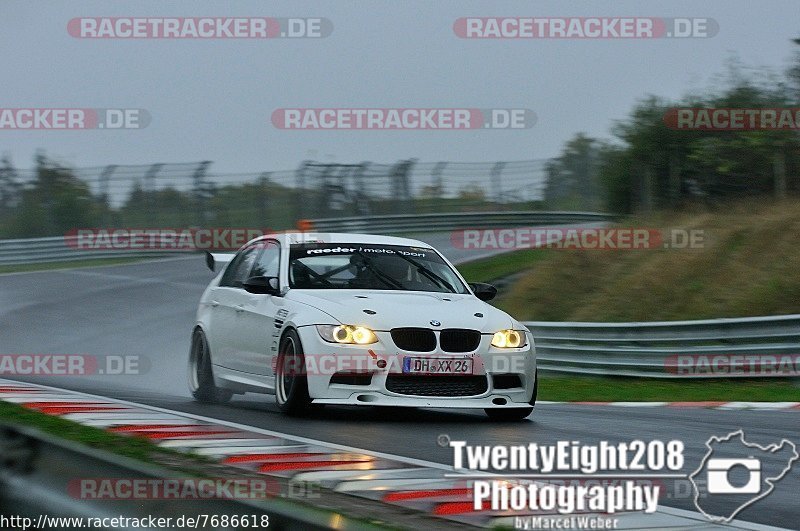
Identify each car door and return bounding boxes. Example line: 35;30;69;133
207;244;259;374
233;240;284;377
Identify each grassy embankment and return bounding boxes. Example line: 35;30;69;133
457;200;800;401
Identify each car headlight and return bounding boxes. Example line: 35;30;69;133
491;329;527;348
316;325;378;345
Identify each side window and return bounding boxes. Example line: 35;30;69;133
251;241;280;278
219;246;258;288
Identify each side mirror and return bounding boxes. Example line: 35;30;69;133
469;282;497;302
243;275;280;295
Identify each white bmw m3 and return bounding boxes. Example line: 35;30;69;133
189;232;537;420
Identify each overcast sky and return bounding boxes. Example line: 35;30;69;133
1;1;798;172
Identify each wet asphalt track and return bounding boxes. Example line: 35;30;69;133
1;233;798;529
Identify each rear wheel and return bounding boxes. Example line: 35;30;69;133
276;329;312;415
188;329;232;404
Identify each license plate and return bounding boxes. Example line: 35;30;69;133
403;357;473;375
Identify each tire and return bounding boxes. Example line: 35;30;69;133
275;329;312;415
188;328;232;404
484;369;537;421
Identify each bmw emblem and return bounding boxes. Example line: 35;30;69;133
430;320;441;327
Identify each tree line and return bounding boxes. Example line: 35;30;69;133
546;40;800;213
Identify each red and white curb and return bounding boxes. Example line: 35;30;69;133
539;401;800;410
0;379;791;531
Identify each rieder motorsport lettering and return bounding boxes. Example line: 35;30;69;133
304;246;427;258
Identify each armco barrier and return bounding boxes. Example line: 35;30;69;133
0;211;613;266
0;235;170;266
305;210;613;234
525;314;800;378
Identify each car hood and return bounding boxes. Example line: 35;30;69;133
285;289;515;332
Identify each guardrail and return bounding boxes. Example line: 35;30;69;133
0;211;613;266
524;314;800;378
0;235;170;266
306;210;613;234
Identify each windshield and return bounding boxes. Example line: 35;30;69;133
288;243;469;294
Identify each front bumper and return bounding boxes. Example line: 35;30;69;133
296;326;536;408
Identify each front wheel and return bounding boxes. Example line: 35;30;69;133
188;329;232;404
275;329;312;415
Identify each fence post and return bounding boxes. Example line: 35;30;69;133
352;162;371;215
257;172;271;227
390;159;415;215
0;159;21;224
192;161;212;225
143;163;163;225
431;162;446;201
98;165;117;226
491;161;506;209
316;164;335;217
294;161;309;221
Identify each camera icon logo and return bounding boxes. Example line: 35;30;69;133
689;430;798;523
706;457;761;494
